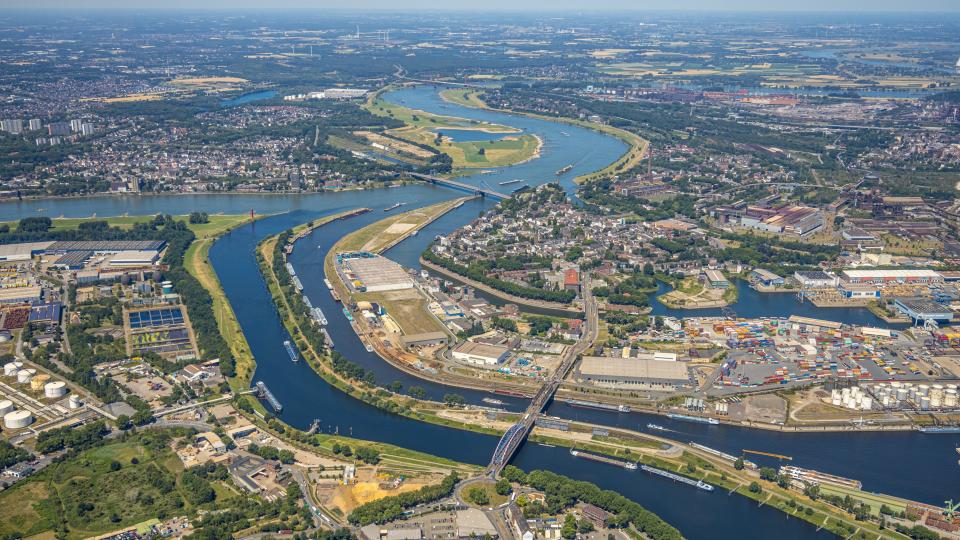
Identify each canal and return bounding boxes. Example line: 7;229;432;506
3;85;956;538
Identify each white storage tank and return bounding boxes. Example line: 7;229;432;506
860;397;873;410
3;409;32;429
0;399;13;416
945;391;958;408
16;368;36;384
68;395;81;409
44;381;67;398
3;361;22;376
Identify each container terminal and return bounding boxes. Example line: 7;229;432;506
640;464;715;492
256;381;283;412
569;448;637;470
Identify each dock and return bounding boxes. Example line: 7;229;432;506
255;381;283;412
743;449;792;461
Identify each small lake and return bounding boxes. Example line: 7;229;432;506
220;89;278;107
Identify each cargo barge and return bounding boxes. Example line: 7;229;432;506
779;465;862;489
640;464;714;491
321;328;335;349
570;449;637;470
499;179;524;185
919;426;960;433
565;399;630;413
330;289;341;302
384;202;405;212
556;164;573;175
667;413;720;425
482;397;504;406
256;381;283;412
283;340;300;363
342;307;354;322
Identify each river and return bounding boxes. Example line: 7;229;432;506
3;85;957;538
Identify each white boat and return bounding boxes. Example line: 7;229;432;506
647;423;666;431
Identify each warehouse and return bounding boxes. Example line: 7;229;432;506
401;332;449;349
793;270;837;288
52;250;92;269
0;241;52;262
893;298;953;325
841;269;943;285
108;250;160;267
837;282;881;299
701;268;729;289
750;268;784;287
338;252;413;292
0;286;41;304
451;341;510;367
576;356;690;390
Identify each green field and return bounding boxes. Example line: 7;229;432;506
0;435;198;540
0;214;254;239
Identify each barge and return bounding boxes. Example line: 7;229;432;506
482;397;504;406
320;328;335;349
641;465;714;491
499;179;524;185
324;278;334;290
311;307;328;326
556;164;573;175
570;449;637;470
342;307;354;322
565;399;630;413
283;340;300;362
384;202;405;212
667;413;719;425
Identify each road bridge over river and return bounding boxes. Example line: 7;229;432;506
487;277;598;476
409;172;508;200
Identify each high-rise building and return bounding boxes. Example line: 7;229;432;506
47;122;70;136
69;119;83;132
80;123;95;136
1;119;23;134
28;119;42;131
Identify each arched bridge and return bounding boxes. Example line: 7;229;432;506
409;173;508;200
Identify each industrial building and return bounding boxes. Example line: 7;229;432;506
701;268;729;289
750;268;784;287
400;332;449;349
576;356;690;390
893;298;953;325
451;341;510;367
338;252;413;292
0;241;53;262
712;203;824;237
837;282;880;299
793;271;838;288
840;269;943;285
0;286;42;304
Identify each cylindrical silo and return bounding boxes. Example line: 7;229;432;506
0;400;13;416
3;361;22;376
30;374;50;392
68;395;81;409
3;410;32;429
17;369;36;384
44;381;67;398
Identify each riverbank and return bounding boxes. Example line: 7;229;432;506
183;214;270;391
437;87;648;185
419;257;585;316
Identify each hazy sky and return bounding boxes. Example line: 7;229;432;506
10;0;960;11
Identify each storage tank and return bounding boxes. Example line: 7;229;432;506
44;381;67;398
16;368;36;384
897;388;909;400
68;395;81;409
0;400;13;416
860;397;873;410
944;392;958;408
947;384;958;392
930;397;943;409
30;374;51;392
3;410;32;429
920;396;931;410
3;361;22;376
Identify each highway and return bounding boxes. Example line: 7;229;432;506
487;276;598;476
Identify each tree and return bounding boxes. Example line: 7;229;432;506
468;487;489;506
443;393;465;406
748;482;762;494
561;514;578;539
733;457;744;470
495;478;511;496
643;262;655;276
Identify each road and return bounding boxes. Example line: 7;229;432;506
487;276;598;475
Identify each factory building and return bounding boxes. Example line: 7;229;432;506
108;250;160;267
750;268;784;287
793;271;838;288
576;356;690;390
837;282;881;299
0;241;53;262
451;341;510;367
0;286;42;304
893;298;953;325
701;268;729;289
400;332;449;349
840;269;943;285
712;203;824;237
